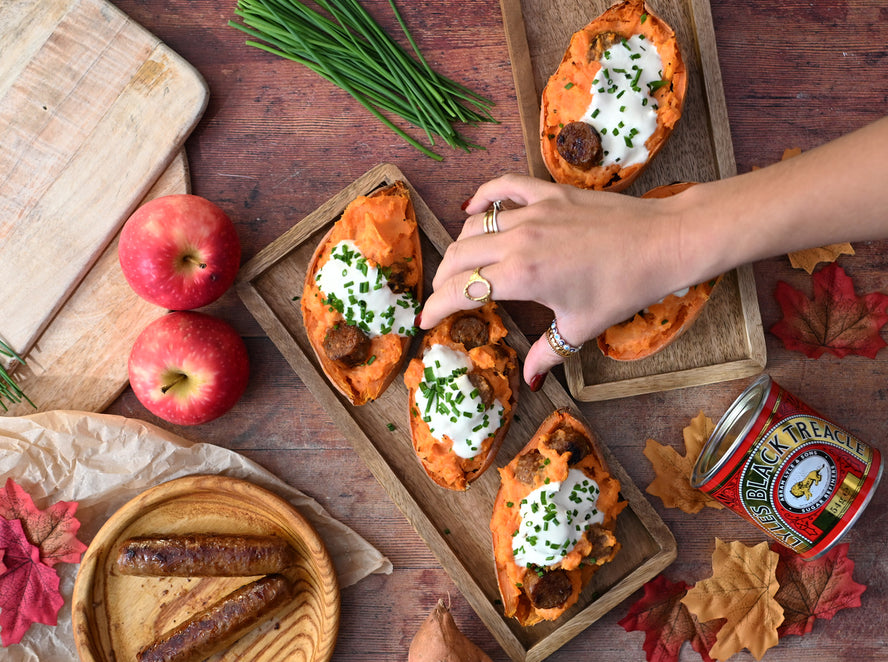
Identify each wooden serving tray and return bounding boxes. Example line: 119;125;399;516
499;0;767;401
236;163;676;662
72;475;340;662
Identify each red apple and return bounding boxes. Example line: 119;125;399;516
118;194;241;310
128;311;250;425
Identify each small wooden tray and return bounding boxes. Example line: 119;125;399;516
499;0;767;401
72;475;339;662
236;163;676;662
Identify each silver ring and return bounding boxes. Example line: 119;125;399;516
546;319;582;357
464;267;492;303
483;200;503;234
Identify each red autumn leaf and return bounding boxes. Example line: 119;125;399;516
618;574;724;662
770;263;888;359
0;516;64;646
772;542;866;637
0;478;86;567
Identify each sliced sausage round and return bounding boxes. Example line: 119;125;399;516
468;372;495;408
450;315;489;350
524;568;573;610
323;324;371;367
544;426;591;465
514;450;545;485
556;121;603;169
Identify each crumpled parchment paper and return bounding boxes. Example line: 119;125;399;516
0;410;392;661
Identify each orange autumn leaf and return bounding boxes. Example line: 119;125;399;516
755;147;854;272
681;539;784;661
644;411;722;514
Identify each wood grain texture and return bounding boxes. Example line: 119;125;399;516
1;151;188;416
0;0;208;366
72;475;339;662
237;163;675;661
99;1;888;660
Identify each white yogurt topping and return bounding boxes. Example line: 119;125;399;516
315;240;419;338
512;469;604;567
580;33;665;167
414;344;505;459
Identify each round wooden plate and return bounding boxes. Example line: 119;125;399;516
72;474;340;662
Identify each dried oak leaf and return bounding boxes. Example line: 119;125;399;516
772;542;866;637
0;477;86;567
619;574;724;662
770;262;888;359
0;516;64;646
644;411;722;514
681;539;784;661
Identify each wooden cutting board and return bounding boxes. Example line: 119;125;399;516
1;152;188;416
0;0;208;369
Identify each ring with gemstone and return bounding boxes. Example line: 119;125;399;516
463;267;492;303
546;319;583;357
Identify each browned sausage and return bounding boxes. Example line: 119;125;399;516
449;314;489;350
588;31;623;61
385;260;414;294
523;568;573;609
556;121;603;169
544;426;591;465
116;534;297;577
468;372;495;408
323;323;371;366
514;450;545;485
137;574;295;662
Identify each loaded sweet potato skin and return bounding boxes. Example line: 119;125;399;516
596;182;724;360
490;409;625;626
404;303;519;491
302;181;422;405
540;0;686;192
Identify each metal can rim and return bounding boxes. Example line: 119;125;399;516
690;374;772;488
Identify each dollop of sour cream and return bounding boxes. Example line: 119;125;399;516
580;33;665;167
414;344;505;459
315;240;419;338
512;469;604;567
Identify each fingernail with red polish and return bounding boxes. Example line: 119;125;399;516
414;312;423;328
460;197;472;211
529;373;547;392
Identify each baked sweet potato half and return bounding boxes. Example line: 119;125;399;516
540;0;687;192
302;181;422;405
490;409;625;626
596;182;724;361
404;303;519;491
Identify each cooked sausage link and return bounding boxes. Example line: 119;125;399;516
468;372;495;408
514;450;545;485
323;323;371;366
116;534;297;577
524;569;573;610
137;574;294;662
556;122;603;169
449;315;489;350
544;426;592;465
588;31;623;61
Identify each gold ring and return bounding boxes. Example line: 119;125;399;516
546;319;582;357
464;267;492;303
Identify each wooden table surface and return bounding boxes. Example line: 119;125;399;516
103;1;888;660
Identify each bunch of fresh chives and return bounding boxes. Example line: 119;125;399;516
229;0;497;160
0;340;33;412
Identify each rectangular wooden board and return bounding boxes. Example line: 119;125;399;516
0;0;208;368
498;0;767;401
236;163;677;662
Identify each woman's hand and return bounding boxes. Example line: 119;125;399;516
419;174;691;388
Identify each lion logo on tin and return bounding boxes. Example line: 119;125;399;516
790;466;824;501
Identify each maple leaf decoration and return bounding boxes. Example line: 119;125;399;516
0;517;64;647
644;411;723;514
772;542;866;637
0;477;87;567
619;575;724;662
770;262;888;359
681;539;784;661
